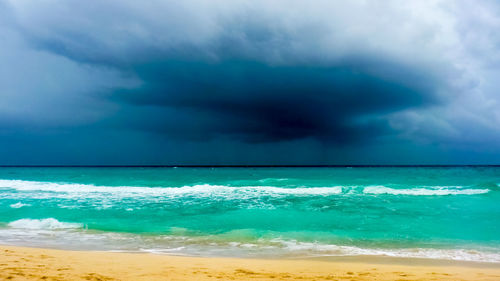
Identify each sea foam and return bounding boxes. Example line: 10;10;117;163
9;202;30;208
272;239;500;263
363;185;490;196
2;222;499;263
0;179;343;196
8;218;83;230
0;179;491;199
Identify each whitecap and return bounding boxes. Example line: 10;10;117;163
9;202;30;208
0;179;342;197
8;218;83;230
363;186;489;196
0;179;491;199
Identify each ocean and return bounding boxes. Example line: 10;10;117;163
0;166;499;262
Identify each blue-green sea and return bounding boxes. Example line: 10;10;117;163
0;167;499;262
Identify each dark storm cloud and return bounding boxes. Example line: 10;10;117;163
0;0;499;164
113;59;437;143
3;0;445;145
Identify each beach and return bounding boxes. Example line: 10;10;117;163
2;245;500;281
1;167;500;280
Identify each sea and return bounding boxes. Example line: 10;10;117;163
0;166;499;263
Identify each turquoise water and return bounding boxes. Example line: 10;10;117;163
0;167;499;262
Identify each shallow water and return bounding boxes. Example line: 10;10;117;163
0;167;499;262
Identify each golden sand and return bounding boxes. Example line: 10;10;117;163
1;245;500;280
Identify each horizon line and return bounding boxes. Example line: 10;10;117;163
0;165;499;168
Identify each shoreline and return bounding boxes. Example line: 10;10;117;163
4;240;500;268
1;245;500;280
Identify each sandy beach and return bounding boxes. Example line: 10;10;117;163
0;245;499;281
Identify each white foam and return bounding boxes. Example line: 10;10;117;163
363;186;490;196
0;224;498;263
8;218;83;230
258;178;289;183
140;247;186;254
9;202;30;208
0;179;342;197
273;239;500;263
0;179;491;199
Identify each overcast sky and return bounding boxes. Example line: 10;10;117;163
0;0;499;165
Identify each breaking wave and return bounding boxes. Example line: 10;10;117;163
363;186;490;196
8;218;83;230
0;179;490;197
0;179;342;196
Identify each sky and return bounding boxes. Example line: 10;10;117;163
0;0;499;165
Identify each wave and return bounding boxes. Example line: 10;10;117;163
9;202;31;208
363;186;490;196
0;179;491;198
8;218;83;230
258;178;290;183
1;222;499;263
0;179;342;196
272;239;500;263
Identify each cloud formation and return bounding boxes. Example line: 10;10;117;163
0;0;499;164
